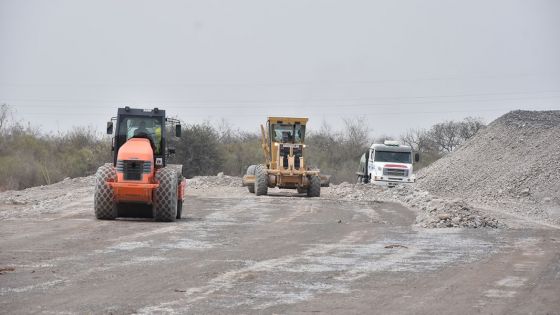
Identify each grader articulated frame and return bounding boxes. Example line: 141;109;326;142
242;117;329;197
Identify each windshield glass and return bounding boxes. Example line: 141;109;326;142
374;150;412;163
271;123;305;143
118;116;163;154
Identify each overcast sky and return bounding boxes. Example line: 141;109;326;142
1;0;559;137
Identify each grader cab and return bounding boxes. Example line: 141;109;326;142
94;107;185;221
242;117;329;197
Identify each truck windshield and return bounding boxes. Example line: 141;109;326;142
118;116;163;154
271;124;305;143
374;151;412;163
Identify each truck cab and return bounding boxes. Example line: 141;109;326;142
357;140;419;187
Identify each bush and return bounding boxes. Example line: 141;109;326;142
305;119;371;183
0;104;110;190
0;103;486;190
168;123;224;178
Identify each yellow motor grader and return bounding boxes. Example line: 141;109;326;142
242;117;329;197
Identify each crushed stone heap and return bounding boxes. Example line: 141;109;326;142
0;176;95;219
326;183;499;228
416;110;560;225
186;173;242;189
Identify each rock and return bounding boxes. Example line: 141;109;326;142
385;244;408;249
438;213;450;220
8;198;26;205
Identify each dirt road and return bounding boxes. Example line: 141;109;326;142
1;185;559;314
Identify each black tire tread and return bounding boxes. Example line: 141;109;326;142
307;176;321;197
255;164;268;196
154;167;178;222
176;200;183;219
94;163;117;220
246;165;256;193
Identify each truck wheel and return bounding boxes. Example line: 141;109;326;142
153;167;178;222
307;176;321;197
176;200;183;219
297;187;307;194
94;163;117;220
255;164;268;196
246;165;256;193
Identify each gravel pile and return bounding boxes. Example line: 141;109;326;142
325;183;499;228
0;176;95;219
416;110;560;225
186;173;242;190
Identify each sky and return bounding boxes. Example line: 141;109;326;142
1;0;559;137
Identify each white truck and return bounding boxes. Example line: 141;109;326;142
356;140;419;187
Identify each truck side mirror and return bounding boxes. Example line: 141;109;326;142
107;121;113;135
175;124;182;137
414;153;420;163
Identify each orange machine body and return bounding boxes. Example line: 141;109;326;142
178;178;186;201
108;138;158;203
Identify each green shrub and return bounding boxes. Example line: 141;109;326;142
0;103;484;190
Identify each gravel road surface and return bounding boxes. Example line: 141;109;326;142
1;184;559;314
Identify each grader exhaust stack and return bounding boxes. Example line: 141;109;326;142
242;117;330;197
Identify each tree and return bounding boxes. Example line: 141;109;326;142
459;117;485;140
0;104;9;133
400;128;437;153
429;121;462;153
427;117;485;153
168;123;224;178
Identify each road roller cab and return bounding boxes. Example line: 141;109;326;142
94;107;185;221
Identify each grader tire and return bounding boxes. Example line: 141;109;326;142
297;187;307;194
307;176;321;197
153;167;178;222
255;165;268;196
94;163;117;220
246;165;256;193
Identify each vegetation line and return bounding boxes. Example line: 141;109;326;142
0;104;484;191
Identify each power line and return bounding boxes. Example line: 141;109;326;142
12;106;557;118
1;72;558;88
3;94;559;109
2;89;560;105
